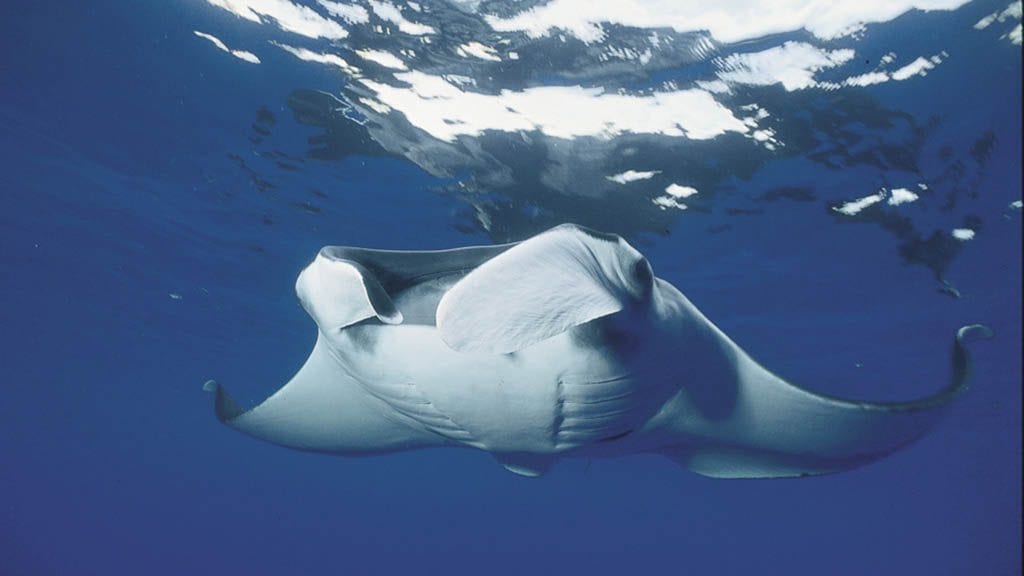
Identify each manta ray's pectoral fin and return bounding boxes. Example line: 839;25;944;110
437;224;654;354
660;325;992;479
493;453;559;477
296;250;403;333
204;335;440;454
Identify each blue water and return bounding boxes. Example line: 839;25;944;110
1;1;1020;574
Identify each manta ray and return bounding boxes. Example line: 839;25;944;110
206;224;989;478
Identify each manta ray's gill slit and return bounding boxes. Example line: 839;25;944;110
552;375;568;447
565;372;636;386
558;388;636;405
352;371;477;445
597;429;634;443
559;404;636;420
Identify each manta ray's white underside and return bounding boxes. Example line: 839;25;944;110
206;224;989;478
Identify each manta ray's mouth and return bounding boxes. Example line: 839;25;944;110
388;272;468;326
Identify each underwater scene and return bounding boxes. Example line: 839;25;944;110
1;0;1021;574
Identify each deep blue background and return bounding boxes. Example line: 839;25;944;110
1;1;1020;574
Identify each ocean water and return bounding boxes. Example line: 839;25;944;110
1;1;1021;574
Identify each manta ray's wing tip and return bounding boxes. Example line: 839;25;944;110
957;324;993;343
203;379;245;423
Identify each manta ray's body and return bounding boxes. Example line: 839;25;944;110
207;224;988;478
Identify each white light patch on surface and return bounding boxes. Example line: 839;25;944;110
483;0;970;44
975;12;999;28
447;0;482;10
443;74;476;87
717;43;947;91
231;50;261;64
193;31;261;63
843;71;891;87
368;0;435;34
1010;200;1023;209
665;183;699;198
952;228;976;240
977;0;1022;43
697;80;731;94
274;42;360;74
833;191;885;215
607;170;661;184
717;42;855;91
888;187;919;205
1005;23;1022;44
600;46;653;64
737;104;780;149
318;0;369;23
653;183;698;210
652;196;688;210
750;128;779;150
457;42;502;61
356;49;407;69
841;52;946;86
205;0;348;39
194;30;230;52
360;97;392;114
891;56;936;80
358;71;750;142
975;1;1023;29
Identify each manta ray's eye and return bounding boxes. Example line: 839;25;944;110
633;258;652;286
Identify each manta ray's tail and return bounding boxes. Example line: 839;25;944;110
663;324;992;479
